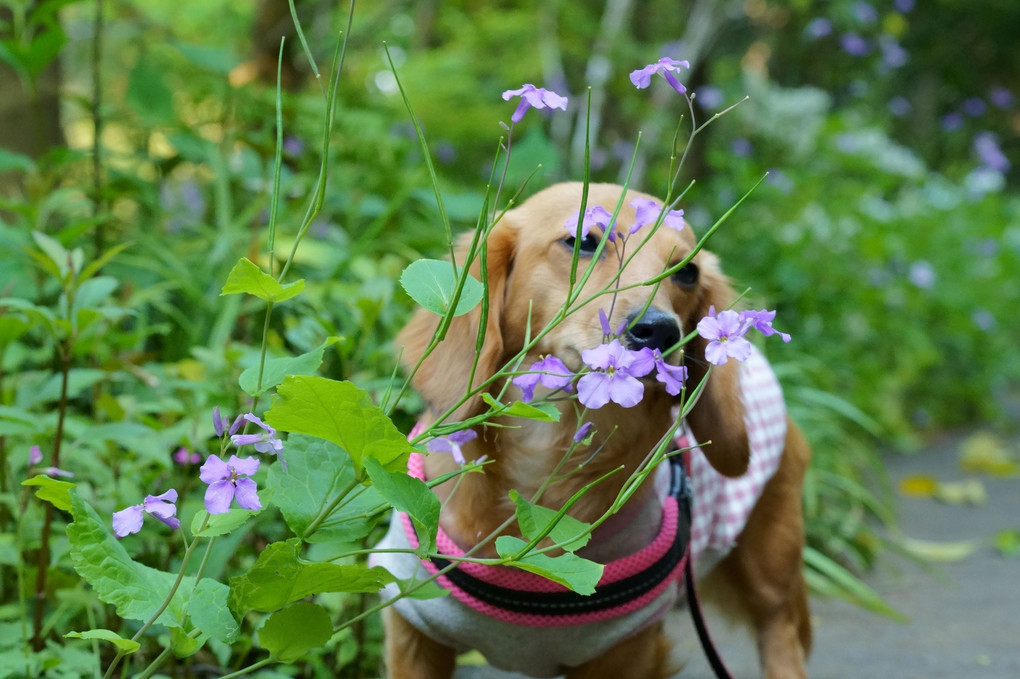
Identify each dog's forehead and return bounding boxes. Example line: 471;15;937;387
513;183;697;254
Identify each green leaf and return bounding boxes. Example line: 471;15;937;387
803;546;907;622
364;458;440;556
229;538;394;615
239;337;341;397
495;536;603;595
64;630;140;654
266;376;409;478
168;626;203;658
191;508;258;538
22;476;75;511
481;393;560;422
509;491;590;553
395;577;450;600
220;257;305;303
126;53;174;124
31;231;70;279
65;491;239;642
399;258;483;317
0;148;34;172
267;434;385;543
258;602;333;662
994;528;1020;558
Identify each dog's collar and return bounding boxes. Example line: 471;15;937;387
399;451;692;627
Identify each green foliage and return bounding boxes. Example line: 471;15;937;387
1;0;1016;676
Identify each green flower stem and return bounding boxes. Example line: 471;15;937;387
218;657;273;679
101;513;211;679
301;477;360;539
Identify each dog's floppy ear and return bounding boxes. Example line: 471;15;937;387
683;250;751;478
396;221;517;423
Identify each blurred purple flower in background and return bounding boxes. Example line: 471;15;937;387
963;97;987;117
853;2;878;24
941;113;964;132
894;0;915;13
880;38;908;68
29;445;42;466
173;447;201;465
888;96;911;117
989;87;1015;109
907;261;936;289
840;33;871;57
973;132;1010;172
804;18;832;40
694;85;724;110
731;137;753;157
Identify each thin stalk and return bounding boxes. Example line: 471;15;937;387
91;0;105;255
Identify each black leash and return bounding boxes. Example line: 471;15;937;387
673;453;734;679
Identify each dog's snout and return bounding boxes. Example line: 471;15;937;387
625;309;681;353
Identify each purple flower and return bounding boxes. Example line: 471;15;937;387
963;97;987;117
564;205;615;239
112;489;180;538
231;413;285;470
974;132;1010;172
989;87;1014;110
941;113;964;132
173;447;202;465
804;18;833;40
501;84;568;124
908;261;936;289
629;57;691;95
628;198;685;234
731;137;753;157
652;350;688;396
29;445;42;466
853;2;878;24
696;308;752;366
894;0;915;13
694;85;724;110
426;429;477;465
573;421;594;444
840;33;870;57
43;467;74;478
740;309;792;343
888;96;911;117
880;39;908;69
576;340;654;409
200;455;261;514
512;355;575;402
212;407;243;438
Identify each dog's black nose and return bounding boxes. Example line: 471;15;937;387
625;309;681;353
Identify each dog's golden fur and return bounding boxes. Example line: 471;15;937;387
388;182;812;678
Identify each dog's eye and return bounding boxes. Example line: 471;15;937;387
672;262;699;288
562;233;601;256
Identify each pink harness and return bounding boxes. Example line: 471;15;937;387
373;345;785;673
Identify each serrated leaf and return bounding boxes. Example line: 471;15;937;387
265;376;409;478
399;258;482;317
64;630;140;654
258;602;332;662
495;536;603;595
229;538;394;614
22;476;75;511
509;491;590;553
220;257;305;303
267;434;385;543
238;337;341;397
364;458;439;556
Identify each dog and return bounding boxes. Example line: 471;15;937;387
375;182;812;678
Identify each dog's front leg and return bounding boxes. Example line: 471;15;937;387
383;608;457;679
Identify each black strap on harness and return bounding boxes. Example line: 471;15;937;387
673;451;734;679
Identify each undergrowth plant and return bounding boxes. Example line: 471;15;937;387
0;4;906;678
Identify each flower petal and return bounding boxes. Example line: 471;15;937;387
233;478;262;511
204;480;235;514
228;455;260;477
112;505;144;538
199;455;230;484
577;373;612;410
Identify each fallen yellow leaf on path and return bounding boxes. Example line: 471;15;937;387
959;432;1020;478
899;475;938;498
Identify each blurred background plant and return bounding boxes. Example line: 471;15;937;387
1;0;1017;675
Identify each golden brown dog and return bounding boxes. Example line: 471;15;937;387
385;182;812;679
